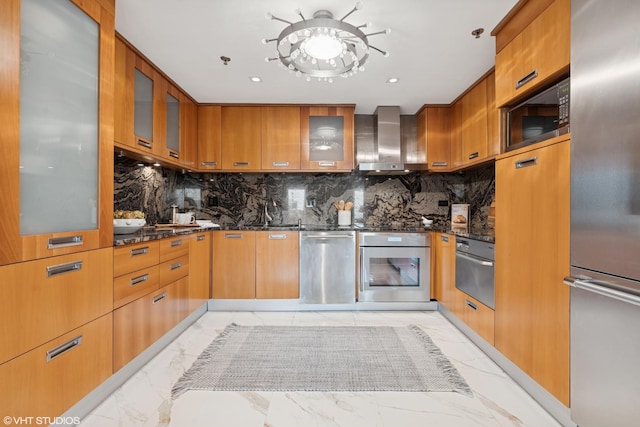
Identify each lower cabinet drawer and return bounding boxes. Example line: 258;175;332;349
0;248;113;364
113;265;160;308
0;313;113;418
159;254;189;287
460;292;495;345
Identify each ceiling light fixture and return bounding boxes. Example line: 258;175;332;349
250;76;263;82
263;2;390;82
386;77;399;83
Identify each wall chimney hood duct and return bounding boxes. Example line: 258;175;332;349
356;106;428;174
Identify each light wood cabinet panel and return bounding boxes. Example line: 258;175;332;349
180;94;198;170
113;241;160;277
0;248;113;364
494;0;570;107
256;231;299;299
434;233;460;316
485;70;500;157
450;100;463;169
0;0;114;265
189;232;211;312
159;254;189;287
300;106;355;171
221;106;262;170
0;313;113;418
113;265;160;308
461;78;488;164
458;292;495;345
494;136;570;405
212;231;256;298
159;235;189;263
417;107;452;171
197;105;222;170
261;106;301;170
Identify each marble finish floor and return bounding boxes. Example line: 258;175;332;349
79;311;562;427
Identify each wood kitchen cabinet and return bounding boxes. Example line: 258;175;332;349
457;291;495;345
221;106;262;170
493;0;570;107
180;93;198;170
212;231;257;298
189;231;212;312
433;233;461;316
300;106;355;171
417;107;452;171
197;105;222;170
256;231;299;299
494;135;570;405
261;106;301;171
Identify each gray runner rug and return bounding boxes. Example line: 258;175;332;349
172;323;471;398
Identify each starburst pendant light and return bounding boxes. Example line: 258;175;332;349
263;2;390;82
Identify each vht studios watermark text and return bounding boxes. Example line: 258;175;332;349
3;416;80;425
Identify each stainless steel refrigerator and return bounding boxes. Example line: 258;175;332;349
567;1;640;426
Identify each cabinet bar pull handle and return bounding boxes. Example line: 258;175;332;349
268;234;286;240
431;161;448;167
168;151;179;159
272;161;289;167
152;292;167;304
46;260;83;278
515;157;538;169
233;162;249;167
197;235;206;241
170;239;182;247
318;161;335;167
46;335;82;362
441;235;449;242
468;152;479;160
130;273;149;286
47;235;83;249
130;246;149;257
170;261;182;270
466;299;478;311
225;233;242;239
515;69;538;89
137;139;152;149
201;161;218;167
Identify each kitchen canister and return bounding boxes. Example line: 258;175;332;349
338;210;351;226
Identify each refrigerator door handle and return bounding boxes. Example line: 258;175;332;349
564;276;640;307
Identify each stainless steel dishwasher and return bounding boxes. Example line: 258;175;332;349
299;230;356;304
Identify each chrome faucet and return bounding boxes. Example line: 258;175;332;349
264;200;273;227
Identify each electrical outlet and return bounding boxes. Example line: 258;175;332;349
438;200;449;207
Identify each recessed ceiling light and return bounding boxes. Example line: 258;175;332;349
137;163;145;167
152;162;161;167
386;77;399;83
250;76;262;83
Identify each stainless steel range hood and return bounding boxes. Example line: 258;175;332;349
356;106;428;174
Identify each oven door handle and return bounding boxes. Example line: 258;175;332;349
359;248;366;292
456;251;494;267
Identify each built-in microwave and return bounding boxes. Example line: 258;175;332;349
506;77;570;152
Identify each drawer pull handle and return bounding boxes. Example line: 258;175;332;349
225;233;242;239
130;246;149;257
441;235;449;242
515;69;538;89
46;335;82;362
168;151;179;159
152;292;167;304
468;152;479;160
268;234;286;240
170;239;182;247
233;162;250;167
272;161;289;167
466;299;478;311
47;235;83;249
515;157;538;169
130;273;149;286
137;139;152;149
201;161;218;167
197;235;206;241
318;161;335;167
431;161;448;167
170;261;182;271
46;260;82;278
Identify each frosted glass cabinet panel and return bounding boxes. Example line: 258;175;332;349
19;0;99;235
134;69;154;142
308;116;345;162
166;92;180;155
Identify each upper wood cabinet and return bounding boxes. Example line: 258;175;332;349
0;0;114;265
493;0;570;107
417;107;452;171
180;93;198;170
261;106;301;171
300;106;355;171
221;106;262;170
197;105;222;170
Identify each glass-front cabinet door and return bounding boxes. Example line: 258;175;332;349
165;86;181;161
300;106;354;171
0;0;114;264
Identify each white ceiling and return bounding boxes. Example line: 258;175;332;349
115;0;518;114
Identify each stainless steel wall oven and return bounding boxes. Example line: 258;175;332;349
358;232;430;302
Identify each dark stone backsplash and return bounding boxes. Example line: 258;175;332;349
114;157;495;234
